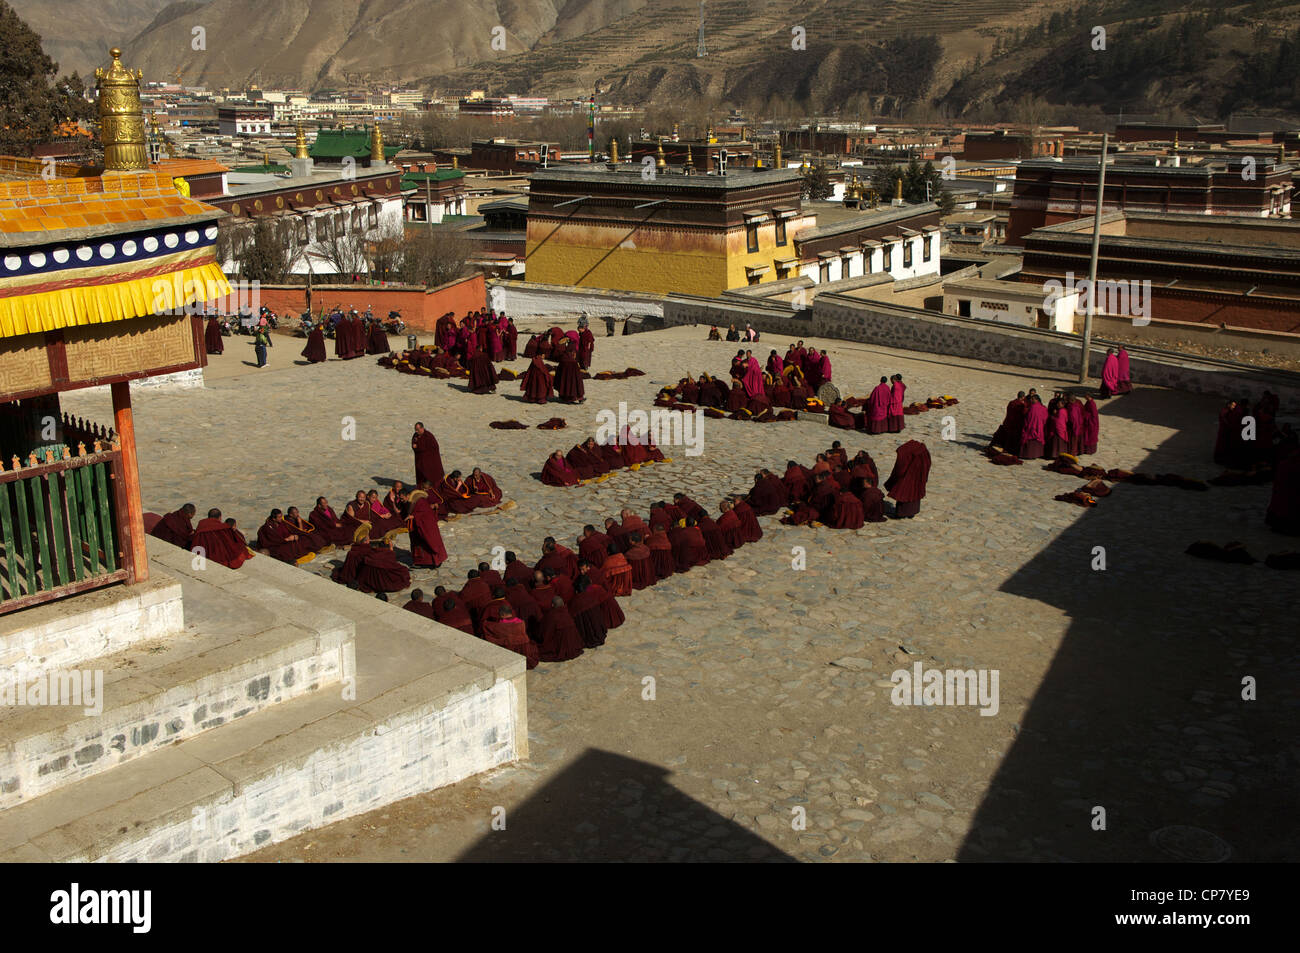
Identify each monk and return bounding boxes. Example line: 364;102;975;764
1046;398;1070;458
402;589;435;620
782;461;811;502
555;344;586;403
742;351;765;399
503;578;543;635
467;348;497;394
727;380;747;413
301;324;326;363
521;354;555;403
1116;346;1133;393
849;450;879;488
412;422;445;487
503;551;533;584
672;493;706;522
885;439;932;518
460;569;495;621
577;325;595;369
732;497;763;543
1099;348;1120;398
1081;396;1100;454
204;315;224;355
528;570;559;614
284;506;332;552
305;498;346;547
888;374;907;433
541;450;581;487
437;471;492;515
603;542;633;596
366;490;406;536
383;482;410;520
807;472;839;522
533;536;578;581
331;531;373;587
830;489;866;529
433;596;476;635
481;603;538;669
717;499;745;550
1009;394;1043;459
1066;396;1085;455
578;524;612;567
696;511;732;562
646;524;676;578
258;509;318;564
407;490;447;568
829;402;855;429
991;392;1027;454
504;317;518;360
191;508;252;568
366;321;390;355
567;440;608;480
469;467;503;506
537;597;585;662
624;532;655;590
805;347;825;391
569;577;609;647
152;503;196;550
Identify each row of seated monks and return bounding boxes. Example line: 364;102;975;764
378;345;467;378
542;433;669;486
660;369;806;419
989;388;1101;460
743;439;934;525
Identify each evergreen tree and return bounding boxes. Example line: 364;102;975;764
0;1;95;154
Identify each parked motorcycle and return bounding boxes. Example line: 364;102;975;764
383;310;405;334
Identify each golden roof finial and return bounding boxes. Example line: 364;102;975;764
775;140;783;168
96;47;148;172
295;121;309;159
656;137;666;170
610;137;619;165
683;145;695;174
370;124;384;162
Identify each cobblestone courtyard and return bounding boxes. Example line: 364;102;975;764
62;324;1298;862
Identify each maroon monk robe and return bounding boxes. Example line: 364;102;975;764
301;326;326;363
366;499;406;535
521;355;554;403
437;477;490;514
551;573;576;604
888;380;906;433
669;525;707;573
529;583;559;614
646;528;676;578
829;403;855;429
257;520;316;563
541;454;581;486
367;323;390;355
408;497;448;568
697;514;732;561
598;442;626;471
504;559;534;584
555;349;585;402
565;445;599;480
332;541;372;586
469;472;503;505
679;378;701;403
808;480;839;522
412;429;445;486
624;541;655;590
578;531;612;567
569;587;608;647
357;546;409;593
830;491;866;529
481;612;538;669
673;496;706;522
603;551;633;596
307;505;351;546
284;516;330;553
586;580;623;630
467;350;497;394
733;499;763;543
191;518;251;569
433;599;475;635
1021;401;1048;460
748;476;787;516
859;485;888;522
204;317;224;355
504;321;518;360
1067;399;1085;455
885;440;932;518
1082;397;1100;455
460;577;494;618
577;327;595;369
717;509;745;551
402;597;435;620
991;397;1026;454
537;604;585;662
536;546;579;581
479;568;504;590
726;384;747;413
151;509;194;549
504;585;543;634
1046;405;1070;458
783;463;811;502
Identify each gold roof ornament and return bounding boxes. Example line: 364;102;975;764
452;154;458;169
896;176;903;201
610;137;619;165
295;122;309;159
96;47;148;172
370;124;384;162
683;145;696;174
774;141;783;168
656;137;667;170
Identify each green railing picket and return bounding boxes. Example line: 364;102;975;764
77;464;100;575
0;486;15;601
93;461;117;573
63;472;85;582
27;478;52;591
11;476;35;596
45;474;70;587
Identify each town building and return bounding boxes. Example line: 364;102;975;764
399;164;468;223
217;105;272;136
962;128;1064;160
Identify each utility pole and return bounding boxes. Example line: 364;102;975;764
1079;132;1108;384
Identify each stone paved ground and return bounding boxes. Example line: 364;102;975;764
62;323;1299;863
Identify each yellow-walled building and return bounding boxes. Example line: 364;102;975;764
525;165;815;297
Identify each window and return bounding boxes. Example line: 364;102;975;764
883;244;892;270
958;299;971;317
819;261;830;283
776;265;789;281
746;222;759;253
368;206;378;229
775;216;787;246
903;240;913;268
923;236;932;262
747;271;761;286
863;251;872;274
842;256;853;278
297;220;308;244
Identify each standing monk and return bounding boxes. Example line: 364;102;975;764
885;440;932;518
1099;348;1120;398
301;323;327;363
407;490;448;568
412;421;445;487
888;374;906;433
1116;346;1133;394
555;344;586;403
467;348;497;394
521;354;555;404
204;316;224;355
867;377;891;435
1020;395;1048;460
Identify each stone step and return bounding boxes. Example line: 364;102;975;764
0;561;352;808
0;543;527;861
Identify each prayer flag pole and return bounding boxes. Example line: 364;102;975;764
1079;132;1108;384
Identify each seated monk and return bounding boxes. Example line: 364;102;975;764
384;481;411;519
670;518;708;572
468;467;503;506
624;532;655;590
619;508;650;542
830;490;866;529
331;530;374;586
849;451;879;489
597;439;626;472
732;497;763;543
827;441;849;468
535;536;579;581
679;375;701;404
537;597;585;663
224;518;251;553
503;550;534;584
605;516;630;552
578;524;612;567
541;451;582;487
257;508;319;565
727;381;747;413
151;503;196;550
356;538;410;596
672;493;706;522
807;473;839;522
546;567;575;604
580;564;625;630
366;490;407;537
569;576;609;648
191;508;253;569
503;578;543;636
341;491;376;540
477;560;504;591
433;595;475;635
620;427;650;466
648;501;674;532
783;461;811;502
310;497;354;545
406;490;447;568
283;506;332;553
437;470;493;515
566;441;606;480
747;470;787;516
646;525;675;579
697;511;733;561
528;570;560;614
859;484;888;523
698;374;726;408
603;542;633;597
481;603;538;670
717;500;746;550
459;569;495;622
402;588;436;620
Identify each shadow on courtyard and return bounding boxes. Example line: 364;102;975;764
959;388;1299;862
456;749;795;862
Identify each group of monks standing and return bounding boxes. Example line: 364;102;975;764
543;433;668;486
990;388;1101;460
1211;389;1299;538
827;375;911;433
517;343;587;403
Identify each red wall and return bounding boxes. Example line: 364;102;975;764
230;274;486;331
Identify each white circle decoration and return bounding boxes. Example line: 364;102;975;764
164;233;179;248
204;226;218;240
52;248;70;264
3;255;20;271
143;236;159;252
183;229;199;244
75;246;92;261
99;243;116;259
122;240;137;256
28;252;46;268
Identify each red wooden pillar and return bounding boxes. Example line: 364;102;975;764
111;381;148;583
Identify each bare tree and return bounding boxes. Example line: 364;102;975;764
400;228;473;288
316;221;371;279
219;218;298;283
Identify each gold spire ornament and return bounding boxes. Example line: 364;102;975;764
774;141;783;168
683;145;696;174
96;48;148;172
295;122;309;159
610;137;619;164
656;138;667;171
370;124;384;162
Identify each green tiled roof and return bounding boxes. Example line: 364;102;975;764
310;129;402;159
234;163;288;174
400;170;467;188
